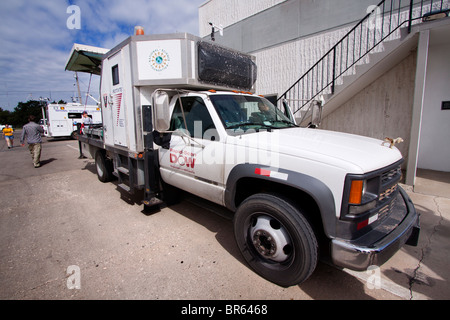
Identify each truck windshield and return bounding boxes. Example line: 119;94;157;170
210;95;296;133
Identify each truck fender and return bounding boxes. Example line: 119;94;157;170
224;163;336;237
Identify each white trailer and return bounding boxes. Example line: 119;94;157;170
66;32;419;287
42;103;102;138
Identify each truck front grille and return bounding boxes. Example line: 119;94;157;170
381;166;402;187
379;183;398;201
376;165;402;223
377;193;397;221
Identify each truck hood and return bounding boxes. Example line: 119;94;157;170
230;128;403;173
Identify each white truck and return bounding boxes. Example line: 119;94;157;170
41;103;102;139
66;32;419;287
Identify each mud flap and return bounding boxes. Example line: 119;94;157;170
405;225;420;246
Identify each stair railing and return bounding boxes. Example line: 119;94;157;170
278;0;448;122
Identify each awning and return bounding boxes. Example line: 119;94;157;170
65;43;109;75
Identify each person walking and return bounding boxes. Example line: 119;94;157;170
20;115;44;168
2;124;14;149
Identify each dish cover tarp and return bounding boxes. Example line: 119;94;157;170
197;41;257;91
65;44;109;75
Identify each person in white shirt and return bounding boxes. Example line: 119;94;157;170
82;111;92;132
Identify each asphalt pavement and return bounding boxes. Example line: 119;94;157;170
0;131;449;301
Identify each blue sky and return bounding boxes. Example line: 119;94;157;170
0;0;206;111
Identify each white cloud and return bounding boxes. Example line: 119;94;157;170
0;0;205;111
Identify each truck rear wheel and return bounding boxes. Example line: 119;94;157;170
233;193;318;287
95;151;114;182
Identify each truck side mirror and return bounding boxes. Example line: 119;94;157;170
152;90;171;132
308;99;323;128
282;99;296;124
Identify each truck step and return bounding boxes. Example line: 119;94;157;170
116;166;129;175
142;197;164;207
118;183;131;193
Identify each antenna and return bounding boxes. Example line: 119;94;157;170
208;22;223;41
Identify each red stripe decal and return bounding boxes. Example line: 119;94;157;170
255;168;271;176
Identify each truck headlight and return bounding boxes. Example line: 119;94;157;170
341;176;378;219
349;180;365;204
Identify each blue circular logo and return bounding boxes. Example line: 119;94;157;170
149;49;170;71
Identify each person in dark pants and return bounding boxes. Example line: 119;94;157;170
77;123;86;159
20;115;44;168
77;111;92;159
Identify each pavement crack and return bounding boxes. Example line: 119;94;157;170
409;196;443;300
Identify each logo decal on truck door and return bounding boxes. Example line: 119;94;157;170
169;148;196;173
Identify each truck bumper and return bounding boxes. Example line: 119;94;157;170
331;187;420;271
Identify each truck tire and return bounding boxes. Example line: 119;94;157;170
95;151;114;182
233;193;318;287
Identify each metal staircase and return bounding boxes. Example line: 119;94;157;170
277;0;449;125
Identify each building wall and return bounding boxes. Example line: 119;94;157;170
417;43;450;171
200;0;377;53
199;0;287;38
320;53;417;166
253;26;352;97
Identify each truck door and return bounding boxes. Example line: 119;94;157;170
101;51;127;147
158;95;225;205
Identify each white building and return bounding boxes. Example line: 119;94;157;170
199;0;450;186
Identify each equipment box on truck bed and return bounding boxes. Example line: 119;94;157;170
89;33;256;152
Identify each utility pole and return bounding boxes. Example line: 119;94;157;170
75;72;82;103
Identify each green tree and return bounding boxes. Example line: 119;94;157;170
0;107;12;125
9;100;44;127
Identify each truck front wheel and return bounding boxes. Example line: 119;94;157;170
233;193;318;287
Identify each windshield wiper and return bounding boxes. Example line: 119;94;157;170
269;119;298;127
226;122;261;129
226;122;279;132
